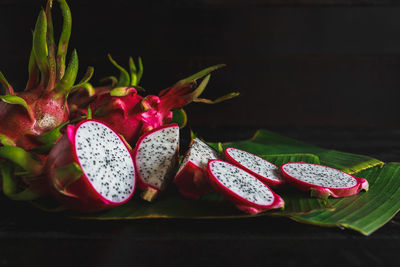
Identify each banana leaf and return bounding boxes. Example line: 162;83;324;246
63;129;400;235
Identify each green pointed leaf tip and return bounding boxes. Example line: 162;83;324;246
129;57;144;86
56;0;72;80
0;71;14;95
34;121;69;144
54;49;79;96
0;134;16;146
77;66;94;85
87;106;93;119
110;87;134;97
0;146;42;175
108;54;130;87
45;0;57;89
177;64;226;86
0;95;34;120
33;9;49;82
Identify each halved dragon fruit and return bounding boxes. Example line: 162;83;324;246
206;159;284;214
224;147;284;188
174;138;219;199
133;124;179;201
280;162;369;198
45;119;136;212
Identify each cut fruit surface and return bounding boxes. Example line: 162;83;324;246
207;159;284;214
174;138;219;199
133;124;179;200
280;162;369;198
224;147;284;187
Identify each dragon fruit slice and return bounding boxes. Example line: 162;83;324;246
0;0;93;150
133;124;179;201
45;119;136;212
280;162;369;198
206;160;284;214
174;138;220;199
224;147;284;188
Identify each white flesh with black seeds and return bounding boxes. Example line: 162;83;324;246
281;163;357;188
226;148;282;182
136;126;179;189
209;161;275;205
75;121;135;202
178;138;219;172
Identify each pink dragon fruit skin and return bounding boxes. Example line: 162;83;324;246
45;119;136;212
0;88;70;150
280;162;369;198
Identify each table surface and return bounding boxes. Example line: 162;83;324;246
1;126;399;267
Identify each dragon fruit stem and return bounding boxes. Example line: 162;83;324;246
56;0;72;81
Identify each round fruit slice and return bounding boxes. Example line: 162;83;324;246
207;159;284;214
280;162;369;198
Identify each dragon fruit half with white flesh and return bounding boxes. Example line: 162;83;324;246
174;138;220;199
45;119;136;212
206;159;284;214
280;162;369;198
224;147;285;188
133;124;179;201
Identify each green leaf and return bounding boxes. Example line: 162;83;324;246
0;95;34;120
0;146;43;175
45;0;57;89
109;87;135;97
291;163;400;236
108;54;130;87
170;108;187;128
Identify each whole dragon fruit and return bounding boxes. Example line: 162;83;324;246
280;162;369;198
0;0;92;151
45;119;136;212
69;55;239;145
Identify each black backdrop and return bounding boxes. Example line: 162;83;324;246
1;0;400;129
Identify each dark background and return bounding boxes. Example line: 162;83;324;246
2;0;400;129
1;1;400;266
